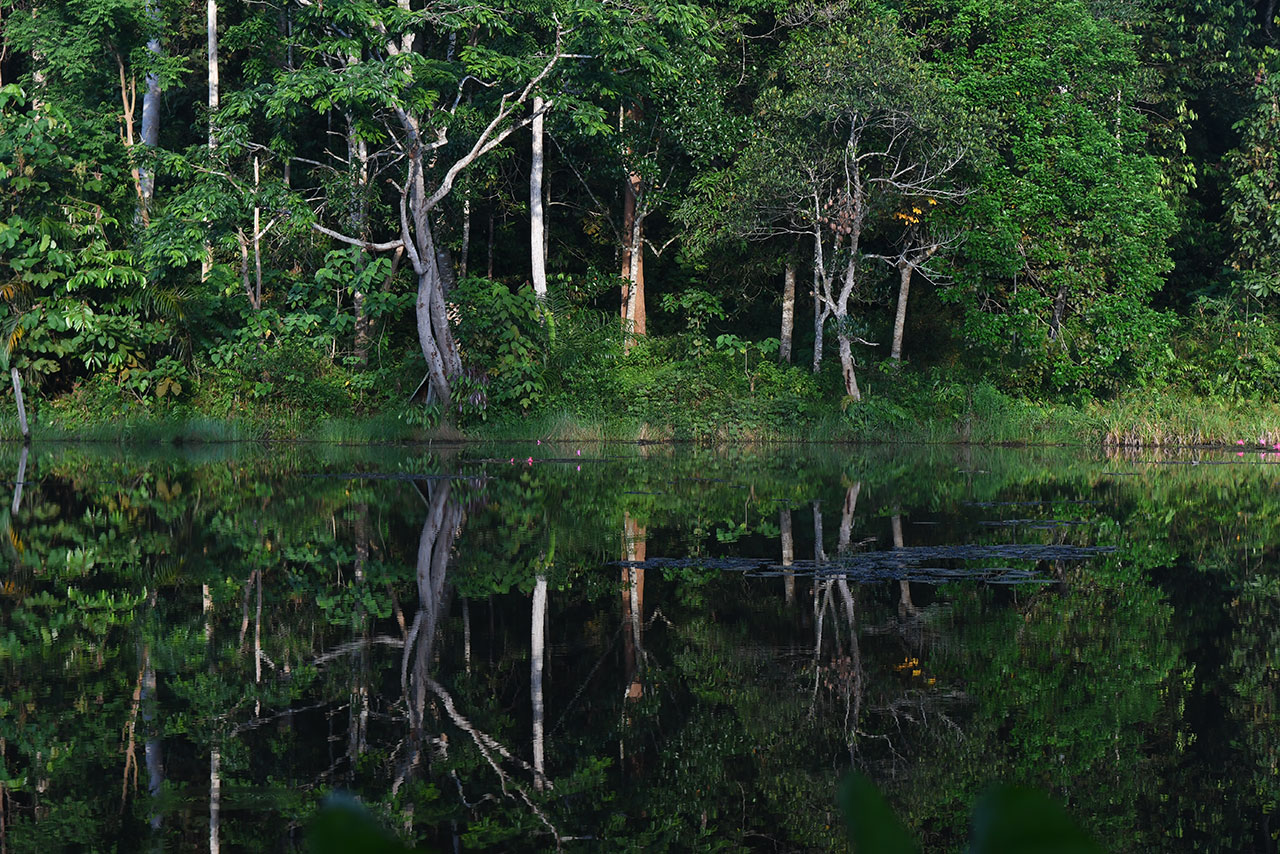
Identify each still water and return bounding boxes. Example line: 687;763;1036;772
0;441;1275;852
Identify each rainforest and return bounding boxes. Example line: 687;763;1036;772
0;0;1278;441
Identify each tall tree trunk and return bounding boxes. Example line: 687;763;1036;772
252;155;263;308
348;99;373;366
781;261;796;363
780;508;794;605
10;368;27;442
835;320;861;400
531;574;547;789
622;513;645;701
812;242;826;373
890;262;911;361
838;483;860;555
620;104;645;345
139;21;160;163
203;0;218;281
530;96;548;300
459;194;471;279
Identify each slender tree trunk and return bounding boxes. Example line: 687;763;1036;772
813;501;825;564
838;483;860;555
10;368;28;441
11;445;27;515
781;261;796;363
348;100;373;366
459;194;471;279
142;647;164;832
812;254;825;373
620;104;645;344
781;508;794;605
139;27;160;191
531;575;547;789
836;320;861;400
209;748;220;854
530;96;547;300
622;514;645;701
891;262;911;361
253;155;263;308
203;0;219;281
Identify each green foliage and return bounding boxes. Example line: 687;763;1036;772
1225;57;1280;299
451;277;547;418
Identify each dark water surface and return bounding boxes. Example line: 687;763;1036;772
1;442;1276;851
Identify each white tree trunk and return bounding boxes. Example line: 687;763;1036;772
11;367;28;440
781;261;796;363
836;320;861;400
203;0;219;281
780;508;794;605
531;575;547;789
891;262;911;361
530;96;547;300
138;0;161;208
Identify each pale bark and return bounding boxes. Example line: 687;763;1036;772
531;575;547;789
620;105;646;345
209;748;220;854
142;651;164;831
347;99;373;365
10;368;27;441
838;483;861;555
893;513;917;617
203;0;218;281
891;263;911;361
10;445;26;515
138;5;161;207
253;156;263;309
622;514;646;701
813;501;826;564
530;96;547;299
310;18;564;407
781;261;796;363
395;482;461;793
781;508;795;605
836;319;861;400
460;195;471;279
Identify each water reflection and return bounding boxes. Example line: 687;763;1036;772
0;443;1277;851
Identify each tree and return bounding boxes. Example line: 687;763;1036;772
286;0;573;409
1225;58;1280;300
714;7;967;398
918;0;1176;392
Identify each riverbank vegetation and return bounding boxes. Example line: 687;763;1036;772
1;0;1278;444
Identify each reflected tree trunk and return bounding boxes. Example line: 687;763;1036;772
10;445;26;514
622;513;646;702
780;508;794;605
531;575;547;789
395;482;461;794
838;483;861;556
209;748;221;854
892;513;917;617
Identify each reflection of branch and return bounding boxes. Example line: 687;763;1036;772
425;676;563;844
312;635;405;667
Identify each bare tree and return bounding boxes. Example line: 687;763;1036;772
305;11;568;407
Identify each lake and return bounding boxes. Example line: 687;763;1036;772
0;441;1275;851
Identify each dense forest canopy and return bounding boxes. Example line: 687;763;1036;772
0;0;1277;432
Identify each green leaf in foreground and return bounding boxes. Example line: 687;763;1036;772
969;785;1105;854
306;793;427;854
839;772;920;854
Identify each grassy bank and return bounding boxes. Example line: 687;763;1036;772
10;384;1280;449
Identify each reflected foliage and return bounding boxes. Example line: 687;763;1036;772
0;444;1277;851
